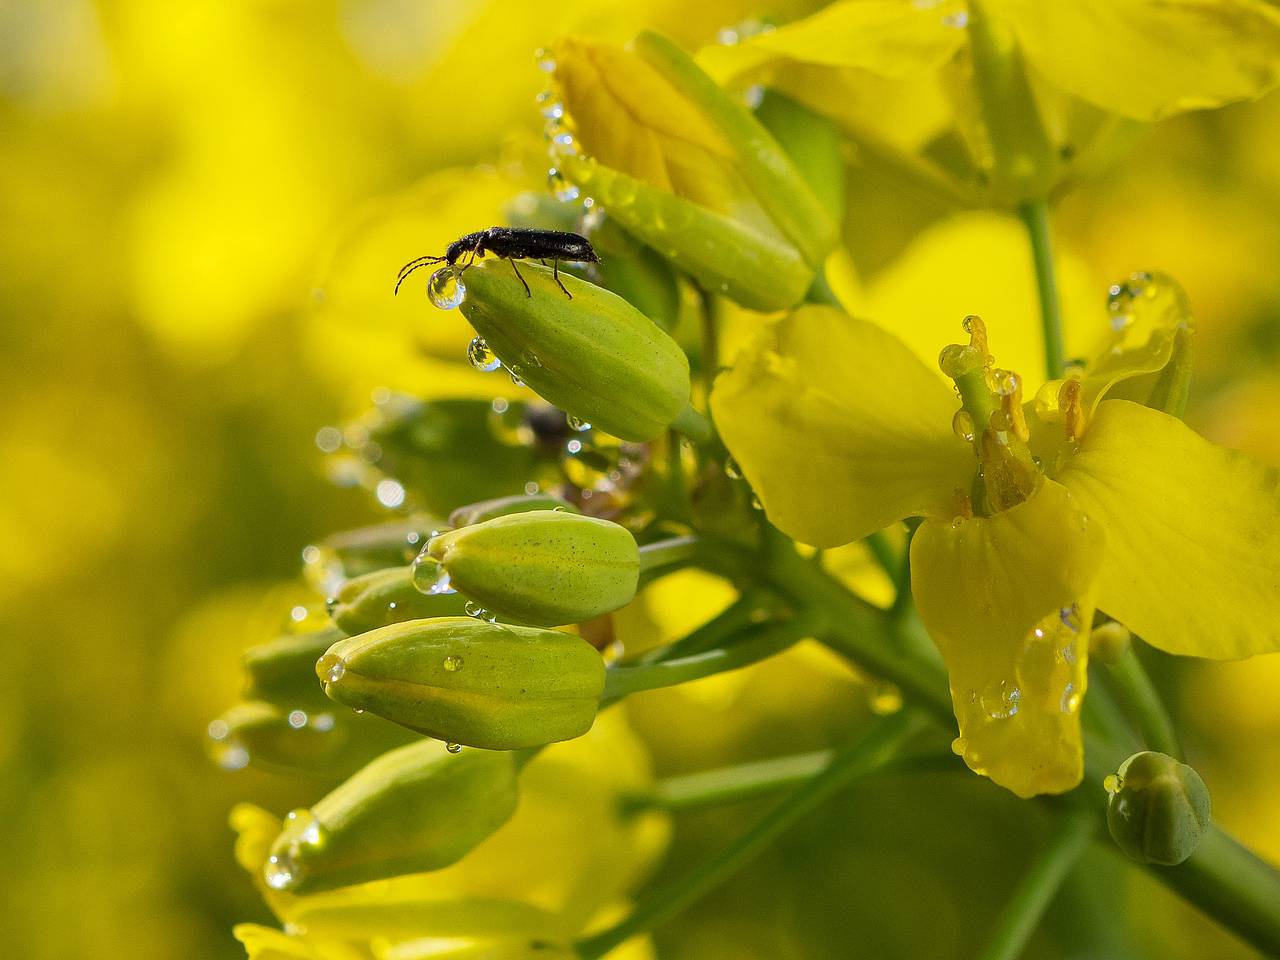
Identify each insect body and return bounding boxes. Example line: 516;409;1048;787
395;227;600;299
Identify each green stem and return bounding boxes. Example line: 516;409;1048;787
698;284;721;403
1102;644;1182;760
1150;825;1280;957
574;712;921;959
975;809;1097;960
639;535;699;577
622;750;958;815
602;614;818;702
635;590;774;665
1018;198;1065;380
671;403;714;445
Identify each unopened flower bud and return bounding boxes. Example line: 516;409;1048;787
262;739;518;893
331;565;468;635
242;626;345;707
1089;620;1132;664
426;510;639;627
459;260;692;442
1106;751;1211;865
302;515;441;594
448;492;579;529
317;617;605;749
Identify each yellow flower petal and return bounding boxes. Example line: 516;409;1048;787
911;480;1106;797
990;0;1280;120
1057;399;1280;659
711;305;974;547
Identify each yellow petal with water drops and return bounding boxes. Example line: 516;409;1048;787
711;305;974;548
1057;400;1280;660
989;0;1280;121
698;1;967;82
911;480;1106;797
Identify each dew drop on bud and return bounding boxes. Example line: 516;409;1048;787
317;654;346;684
464;600;485;619
566;414;591;432
724;457;742;479
952;409;975;442
508;365;526;387
411;552;455;595
981;680;1021;719
446;742;462;754
992;369;1021;397
426;267;466;309
950;737;968;757
1059;603;1083;632
467;337;502;372
264;850;301;890
1103;773;1124;794
442;655;463;672
324;596;338;616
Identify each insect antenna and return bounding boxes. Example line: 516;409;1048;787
393;255;446;295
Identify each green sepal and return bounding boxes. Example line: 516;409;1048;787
317;617;605;749
1107;751;1211;866
427;510;639;627
264;739;519;893
459;259;691;441
331;565;470;635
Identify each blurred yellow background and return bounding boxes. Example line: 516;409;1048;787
2;2;1278;958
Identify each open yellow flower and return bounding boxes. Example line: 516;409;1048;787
711;293;1280;797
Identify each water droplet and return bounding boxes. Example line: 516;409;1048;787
467;337;502;372
993;369;1021;397
868;681;903;715
1060;682;1081;714
353;707;365;715
950;736;968;757
264;851;300;890
566;438;583;455
508;365;526;387
602;639;626;666
541;101;564;120
535;50;556;73
387;601;397;610
952;409;975;442
216;743;250;771
1103;774;1124;795
311;713;335;732
750;495;763;511
547;167;579;203
567;415;591;432
443;655;463;672
446;741;463;754
1059;604;1082;632
411;552;456;595
207;719;229;741
524;481;540;495
315;426;343;453
724;457;742;479
491;396;510;415
981;680;1021;719
318;654;346;684
324;596;338;616
464;600;485;619
287;710;308;729
427;267;466;309
376;478;406;508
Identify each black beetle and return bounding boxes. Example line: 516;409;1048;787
395;227;600;299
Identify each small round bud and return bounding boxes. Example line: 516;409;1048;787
1106;751;1211;865
427;510;639;627
317;617;605;749
1090;620;1132;664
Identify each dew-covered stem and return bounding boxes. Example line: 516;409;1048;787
573;711;921;960
974;808;1097;960
1101;643;1182;761
1019;199;1066;380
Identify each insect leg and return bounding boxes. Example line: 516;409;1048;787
510;259;531;298
553;260;572;299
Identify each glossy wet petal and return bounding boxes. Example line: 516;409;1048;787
911;481;1106;797
711;305;974;548
1058;400;1280;659
990;0;1280;120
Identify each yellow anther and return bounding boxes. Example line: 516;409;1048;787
998;381;1030;443
1059;378;1086;442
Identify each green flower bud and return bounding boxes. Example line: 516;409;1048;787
242;626;345;707
1089;620;1132;664
1106;751;1211;866
427;510;638;627
459;260;692;442
448;492;579;529
330;565;469;635
316;617;605;749
303;515;441;594
263;739;518;893
206;699;415;780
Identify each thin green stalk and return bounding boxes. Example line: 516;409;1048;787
639;535;699;577
976;809;1097;960
662;430;689;521
671;404;714;445
574;712;921;959
864;529;898;580
698;284;721;403
1148;825;1280;957
1018;198;1065;380
635;590;774;665
1102;645;1182;759
602;614;818;702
